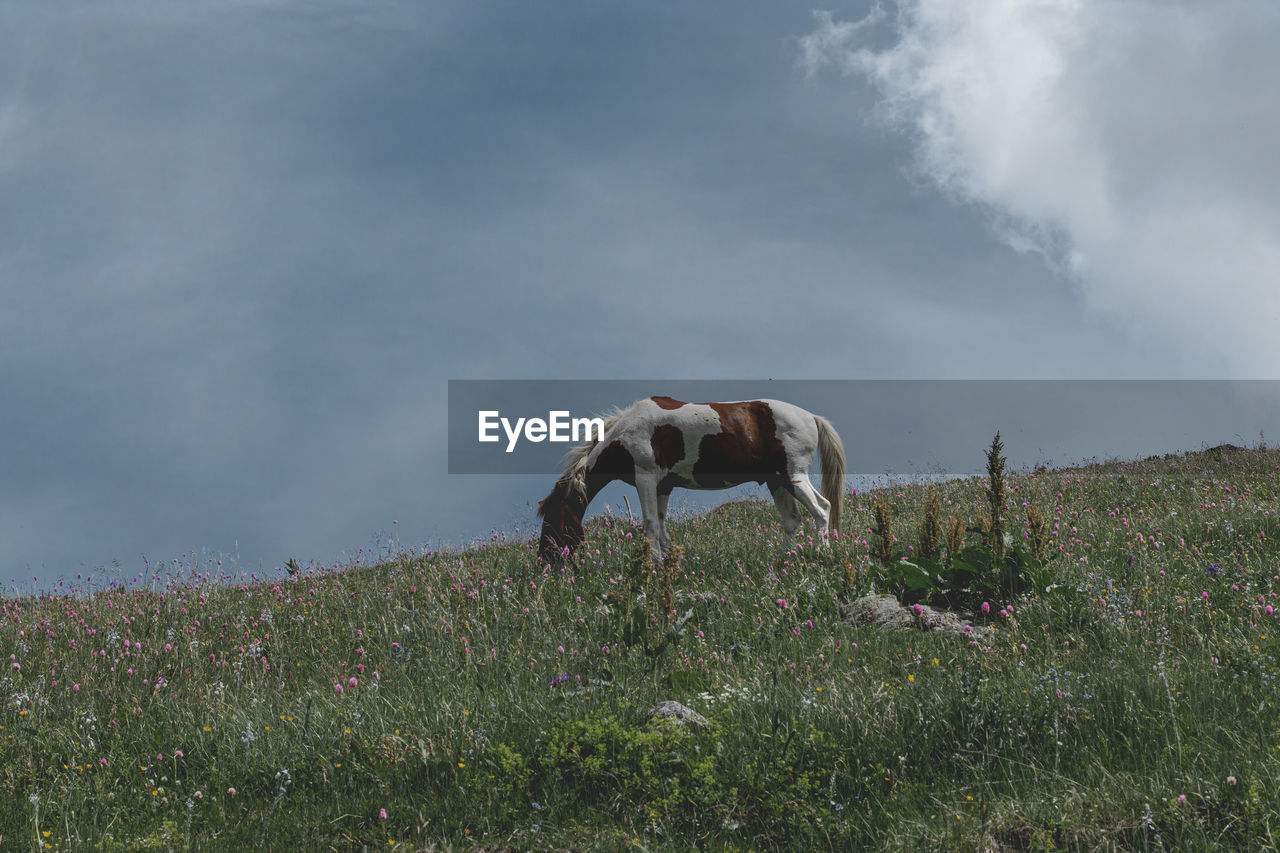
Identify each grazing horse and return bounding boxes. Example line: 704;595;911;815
537;396;845;563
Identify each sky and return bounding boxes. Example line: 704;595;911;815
3;1;1280;589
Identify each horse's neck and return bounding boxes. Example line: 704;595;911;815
583;479;606;506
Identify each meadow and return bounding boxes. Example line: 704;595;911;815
4;443;1280;851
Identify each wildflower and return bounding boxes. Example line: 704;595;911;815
334;683;343;695
777;598;787;610
348;677;358;689
981;601;990;614
912;604;923;616
228;787;237;796
1227;776;1238;786
380;808;388;819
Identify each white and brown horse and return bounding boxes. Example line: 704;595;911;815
537;396;846;563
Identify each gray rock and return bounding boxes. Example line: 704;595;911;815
648;700;709;729
840;594;991;638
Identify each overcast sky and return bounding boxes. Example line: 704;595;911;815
4;1;1280;588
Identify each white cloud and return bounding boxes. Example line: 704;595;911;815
804;1;1280;376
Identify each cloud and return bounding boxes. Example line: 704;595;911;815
803;1;1280;376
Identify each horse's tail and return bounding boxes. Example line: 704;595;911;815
815;415;845;536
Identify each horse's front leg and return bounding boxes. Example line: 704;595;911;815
657;491;672;554
634;473;664;562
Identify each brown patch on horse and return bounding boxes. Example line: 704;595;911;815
650;424;686;470
650;396;686;410
693;401;788;490
539;440;639;564
587;440;637;491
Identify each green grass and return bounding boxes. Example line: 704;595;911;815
6;446;1280;850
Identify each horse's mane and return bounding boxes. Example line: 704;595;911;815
539;399;641;513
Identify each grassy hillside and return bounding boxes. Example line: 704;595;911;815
5;445;1280;851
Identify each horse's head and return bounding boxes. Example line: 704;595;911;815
536;478;587;564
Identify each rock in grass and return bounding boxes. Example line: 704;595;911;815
648;700;709;729
840;594;991;638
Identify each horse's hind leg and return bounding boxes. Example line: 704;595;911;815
771;486;803;551
791;477;832;544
